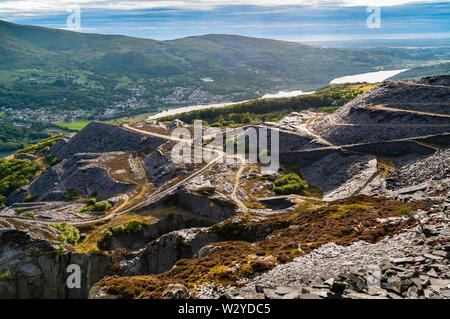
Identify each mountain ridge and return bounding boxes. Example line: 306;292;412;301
0;19;402;110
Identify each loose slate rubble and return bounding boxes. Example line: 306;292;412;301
197;201;449;299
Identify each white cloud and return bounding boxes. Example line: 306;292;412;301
0;0;442;16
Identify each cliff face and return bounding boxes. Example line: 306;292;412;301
0;229;125;299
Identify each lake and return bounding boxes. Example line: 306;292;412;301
0;152;14;159
330;69;409;84
147;70;408;121
262;90;316;99
148;90;315;120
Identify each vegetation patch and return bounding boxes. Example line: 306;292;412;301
158;84;376;127
0;158;41;208
20;212;36;219
111;219;146;235
79;200;112;213
24;193;38;202
273;173;308;195
0;273;13;282
66;188;83;200
98;219;148;250
50;223;80;244
16;134;65;156
57;121;91;131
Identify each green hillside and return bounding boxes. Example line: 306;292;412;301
0;19;406;116
388;62;450;80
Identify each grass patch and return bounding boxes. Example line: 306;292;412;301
57;121;91;131
20;211;36;219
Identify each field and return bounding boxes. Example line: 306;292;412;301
57;121;92;131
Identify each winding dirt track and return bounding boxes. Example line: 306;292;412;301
231;162;249;211
326;115;450;127
368;105;450;118
305;116;336;147
3;124;226;226
3;105;449;226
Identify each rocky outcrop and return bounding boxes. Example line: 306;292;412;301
282;152;383;201
387;149;450;191
99;213;216;251
175;189;237;222
10;153;136;204
144;147;195;186
198;203;450;299
310;76;450;145
50;122;165;160
0;229;126;298
128;228;222;275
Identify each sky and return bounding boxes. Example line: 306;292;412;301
0;0;449;41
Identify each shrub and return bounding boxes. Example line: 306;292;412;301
24;193;38;202
124;219;144;233
0;273;13;281
20;212;36;219
242;116;251;124
166;212;175;219
397;205;413;217
87;197;97;206
273;173;308;195
93;201;112;212
66;188;82;200
110;219;145;236
48;156;60;167
50;223;80;244
0;159;41;199
41;146;51;154
0;194;6;209
111;225;125;235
